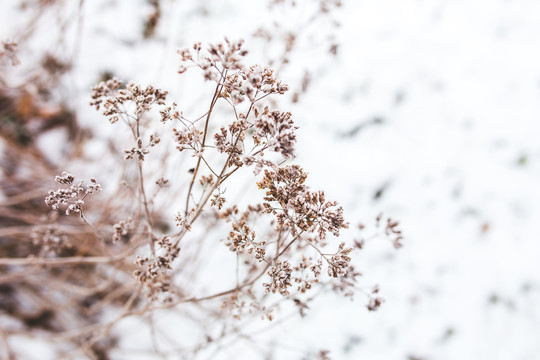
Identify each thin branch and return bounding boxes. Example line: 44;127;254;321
0;327;11;360
185;71;227;216
0;245;138;266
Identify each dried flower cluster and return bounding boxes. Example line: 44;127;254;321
135;236;180;300
0;40;20;66
327;242;353;277
226;217;267;261
112;218;132;243
264;260;293;295
31;225;69;255
258;165;347;238
44;172;101;216
376;213;404;249
90;78;167;124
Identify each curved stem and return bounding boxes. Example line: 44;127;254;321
185;70;227;216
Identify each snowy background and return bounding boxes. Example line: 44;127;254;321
2;0;540;359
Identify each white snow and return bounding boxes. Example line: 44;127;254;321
2;0;540;359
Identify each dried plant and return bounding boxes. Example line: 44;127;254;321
0;36;404;359
0;3;403;359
